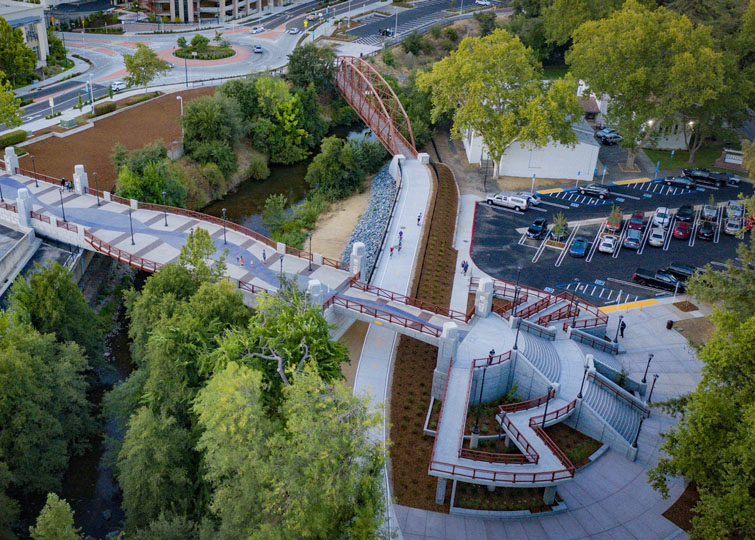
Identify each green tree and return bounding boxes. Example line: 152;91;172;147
46;27;66;65
29;493;80;540
418;28;582;178
116;159;187;207
304;135;363;199
177;36;187;49
190;34;210;52
551;211;568;239
182;94;243;153
178;227;227;284
743;139;755;175
133;513;201;540
0;73;20;129
506;0;561;63
296;83;328;148
112;140;168;174
402;31;424;55
217;75;260;118
9;262;104;362
473;11;497;37
542;0;616;46
0;463;19;540
190;140;237;179
567;0;725;168
286;43;336;93
123;43;169;92
262;193;288;233
255;75;291;118
0;17;36;84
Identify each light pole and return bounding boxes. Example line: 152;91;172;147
541;384;553;428
128;208;135;245
176;95;184;141
394;9;398;38
183;42;188;88
614;314;624;343
577;358;589;399
632;416;645;448
512;267;522;351
162;191;168;226
647;374;659;403
308;232;312;271
473;350;494;440
222;207;227;245
642;353;654;384
31;155;38;187
570;277;579;328
93;172;100;205
0;182;4;203
459;0;463;16
58;188;66;221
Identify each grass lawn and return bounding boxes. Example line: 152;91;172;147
644;146;723;172
543;63;569;80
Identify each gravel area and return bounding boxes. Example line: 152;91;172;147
342;165;397;276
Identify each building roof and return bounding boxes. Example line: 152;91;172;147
578;95;600;114
573;117;600;147
0;0;43;22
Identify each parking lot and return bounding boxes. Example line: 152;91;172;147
471;178;753;306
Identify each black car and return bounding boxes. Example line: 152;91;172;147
664;263;697;281
697;220;715;240
527;218;548;239
681;168;739;187
663;176;696;189
578;183;611;199
378;27;395;37
633;268;686;292
676;204;694;222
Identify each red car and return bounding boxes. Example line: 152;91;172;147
672;221;691;240
628;210;645;230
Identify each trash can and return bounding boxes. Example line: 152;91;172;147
666;320;674;330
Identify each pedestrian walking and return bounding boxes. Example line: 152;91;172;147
463;261;469;275
619;320;626;339
235;256;240;265
60;178;66;189
397;242;402;252
239;255;244;267
390;246;394;257
262;249;266;262
417;213;422;226
399;230;403;240
460;260;466;274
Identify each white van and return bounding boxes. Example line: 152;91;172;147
111;80;127;92
485;192;528;212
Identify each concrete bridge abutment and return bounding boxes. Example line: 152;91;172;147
432;321;459;400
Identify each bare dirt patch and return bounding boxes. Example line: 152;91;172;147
662;482;698;532
674;317;715;348
18;87;215;190
310;187;371;261
497;175;579;192
338;320;369;390
543;422;602;468
673;300;698;312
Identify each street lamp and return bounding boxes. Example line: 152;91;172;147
58;188;66;221
577;357;589;399
632;416;645;448
512;267;522;351
647;373;659;403
176;95;184;141
642;353;654;384
542;384;553;428
183;43;188;88
128;208;135;245
93;172;100;206
31;155;38;188
162;191;168;226
222;207;227;245
0;182;4;203
308;232;312;271
473;349;495;440
613;314;624;343
570;277;580;328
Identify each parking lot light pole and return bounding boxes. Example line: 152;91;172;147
642;353;654;384
614;314;623;343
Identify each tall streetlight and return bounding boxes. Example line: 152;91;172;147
93;172;100;206
577;357;589;399
308;232;313;271
58;188;66;221
128;208;135;245
642;353;654;384
570;277;580;328
31;155;38;188
632;416;645;448
541;384;553;428
473;350;495;442
183;42;189;88
613;314;624;343
0;182;4;203
162;191;168;226
176;95;184;140
222;207;227;245
647;373;659;403
512;267;522;351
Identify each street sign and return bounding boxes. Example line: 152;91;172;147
570;202;580;208
48;97;54;107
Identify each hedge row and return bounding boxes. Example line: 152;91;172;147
0;130;27;149
94;102;117;116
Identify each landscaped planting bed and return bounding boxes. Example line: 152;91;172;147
463;390;519;436
543;422;602;468
454;482;561;513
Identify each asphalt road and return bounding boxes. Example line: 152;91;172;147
471;178;754;306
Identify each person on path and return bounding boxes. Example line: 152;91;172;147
619;320;626;339
417;213;422;226
390;246;394;257
60;178;66;189
262;249;266;262
397;242;402;253
461;260;466;275
399;230;403;240
239;255;244;267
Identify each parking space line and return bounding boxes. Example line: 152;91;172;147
532;229;551;263
540;200;571;209
662;213;675;251
538;188;563;194
637;223;653;255
530;206;548;213
555;225;580;267
613;178;651;185
585;221;606;262
689;209;699;247
608;277;664;293
518;230;529;245
614;192;642;200
713;204;723;243
612;225;628;259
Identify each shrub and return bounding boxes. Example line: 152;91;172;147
381;48;395;67
191;34;210;52
429;25;442;39
401;32;423;55
190;140;237;178
442;26;458;42
0;130;27;148
94;102;117;116
246;155;270;180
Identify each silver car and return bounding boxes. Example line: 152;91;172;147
648;227;666;247
598;234;617;254
724;218;742;236
514;191;541;206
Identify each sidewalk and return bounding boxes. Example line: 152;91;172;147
15;55;93;99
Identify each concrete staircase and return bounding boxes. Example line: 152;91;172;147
520;332;561;382
582;376;648;442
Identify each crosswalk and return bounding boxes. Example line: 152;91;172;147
558;280;641;305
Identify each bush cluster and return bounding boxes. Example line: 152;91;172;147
93;102;117;116
0;130;27;148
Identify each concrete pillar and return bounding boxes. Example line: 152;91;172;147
313;253;323;266
470;431;479;449
417;152;430;164
543;486;557;505
475;277;494;318
4;147;19;174
307;279;323;306
435;478;447;504
388;154;405;181
627;444;638;462
277;241;286;254
487;485;495;492
436;322;459;374
130;199;138;210
509;315;519;329
104;191;112;202
16;188;32;227
349;241;367;279
72;164;88;195
503;434;512;448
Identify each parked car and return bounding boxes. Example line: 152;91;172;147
652;206;672;228
111;80;126;92
578;183;610;199
250;26;264;33
647;227;666;247
627;210;645;230
549;229;568;242
682;168;740;186
596;131;623;145
598;234;618;254
526;218;548;239
569;237;589;258
697;220;715;240
633;268;686;292
164;61;175;69
726;201;744;219
672;221;691;240
701;204;718;221
475;0;491;5
596;127;618;138
514;191;541;206
623;228;643;249
663;263;697;281
486;192;528;211
724;218;742;236
663;176;696;189
379;27;395;37
675;204;694;222
289;27;300;34
253;45;263;53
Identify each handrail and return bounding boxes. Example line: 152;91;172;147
0;201;17;213
459;447;532;464
570;330;618;353
531;424;576;473
529;399;576;427
85;229;163;272
237;280;270;295
588;372;650;417
349;279;473;322
471;349;511;368
326;294;442;338
30;210;50;224
517;294;557;320
429;354;454;466
16;167;62;187
498;388;555;414
56;219;78;233
517;319;554;339
500;413;539;462
428;460;575;484
536;303;579;326
368;159;402;283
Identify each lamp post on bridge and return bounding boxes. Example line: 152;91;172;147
222;207;227;245
632;416;645;449
308;232;313;271
472;349;494;445
93;172;100;206
58;188;66;221
512;266;522;351
647;373;659;403
577;357;589;399
162;191;168;226
642;353;654;384
128;208;135;245
614;314;624;343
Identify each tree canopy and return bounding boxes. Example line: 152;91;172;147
418;28;582;177
286;43;336;94
0;17;35;84
123;43;169;91
29;493;81;540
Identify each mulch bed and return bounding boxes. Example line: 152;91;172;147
662;483;698;532
454;482;560;513
18;87;216;191
543;422;602;468
673;301;699;312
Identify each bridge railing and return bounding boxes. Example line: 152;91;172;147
536;303;580;326
0;201;17;213
498;388;555;414
30;210;50;223
85;229;163;272
529;399;576;427
323;294;442;338
428;459;574;485
17;167;62;187
471;349;511;368
56;219;78;233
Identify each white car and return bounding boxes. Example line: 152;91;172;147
598;234;617;254
111;80;127;92
250;26;264;34
514;191;541;206
289;27;300;34
724;218;742;236
652;206;671;229
475;0;491;5
485;192;528;212
726;201;744;219
648;227;666;247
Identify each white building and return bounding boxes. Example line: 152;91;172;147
463;118;600;182
0;0;48;68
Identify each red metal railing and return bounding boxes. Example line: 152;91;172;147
500;413;539;462
498;388;555;414
30;210;50;224
529;399;576;427
323;294;442;338
459;447;532;464
428;460;574;484
518;319;554;338
588;372;650;417
471;349;511;368
85;186;106;199
0;201;17;213
536;303;580;326
238;280;270;295
349;279;474;322
85;230;163;272
56;219;78;233
531;424;576;473
469;277;551;301
16;167;61;187
517;294;558;320
569;330;618;353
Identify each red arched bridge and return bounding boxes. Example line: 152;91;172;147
335;56;418;158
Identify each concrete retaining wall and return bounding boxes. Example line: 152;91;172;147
468;360;513;406
570;327;619;354
510;350;553;401
0;228;37;285
592;357;647;396
564;400;637;461
517;318;556;340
